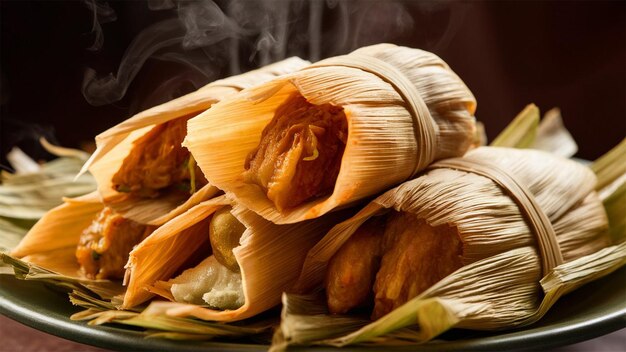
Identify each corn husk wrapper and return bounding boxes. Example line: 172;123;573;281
82;57;309;225
122;195;231;308
10;191;104;277
276;146;623;348
531;108;578;157
185;43;477;224
490;104;540;148
124;196;352;321
9;192;222;310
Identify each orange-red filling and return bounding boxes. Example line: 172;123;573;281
325;212;463;320
76;207;153;280
244;93;348;211
112;115;207;198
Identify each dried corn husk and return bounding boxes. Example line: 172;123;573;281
0;143;96;252
123;195;230;308
124;196;352;321
277;146;623;348
592;138;626;192
491;105;578;158
10;191;104;277
594;139;626;243
184;43;477;224
1;246;124;302
82;57;309;225
1;252;275;343
490;104;539;148
77;308;276;341
532;108;578;157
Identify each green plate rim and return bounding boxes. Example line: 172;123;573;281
1;265;625;352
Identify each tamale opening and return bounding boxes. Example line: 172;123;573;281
243;92;348;212
125;203;248;310
164;206;246;309
112;115;208;199
326;211;463;320
122;199;220;308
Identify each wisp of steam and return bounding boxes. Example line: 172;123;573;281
81;0;461;107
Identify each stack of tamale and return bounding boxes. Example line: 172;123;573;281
3;43;624;349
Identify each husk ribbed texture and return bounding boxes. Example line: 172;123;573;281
10;192;104;277
296;147;607;293
184;43;476;224
275;147;620;349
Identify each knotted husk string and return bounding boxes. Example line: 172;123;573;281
428;156;563;276
304;53;438;176
81;57;309;225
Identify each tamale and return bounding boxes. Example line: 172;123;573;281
11;58;310;282
84;56;310;225
285;146;622;346
121;196;351;321
80;58;308;279
184;43;477;224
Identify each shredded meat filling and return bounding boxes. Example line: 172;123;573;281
372;212;463;319
76;207;153;280
325;217;386;314
112;115;207;198
325;211;463;320
244;93;348;211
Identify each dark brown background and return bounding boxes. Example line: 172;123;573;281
0;1;624;350
1;1;624;165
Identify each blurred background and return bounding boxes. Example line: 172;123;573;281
1;0;624;167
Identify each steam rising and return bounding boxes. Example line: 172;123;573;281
148;0;175;11
82;0;117;51
81;0;429;106
82;18;186;106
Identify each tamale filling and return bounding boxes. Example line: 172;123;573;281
76;207;153;280
326;211;463;320
209;207;246;272
112;115;207;198
326;216;386;314
244;93;348;211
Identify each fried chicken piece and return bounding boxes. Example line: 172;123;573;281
372;212;463;320
244;93;348;211
112;115;207;198
76;207;153;279
326;217;386;314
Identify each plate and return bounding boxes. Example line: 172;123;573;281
1;266;625;352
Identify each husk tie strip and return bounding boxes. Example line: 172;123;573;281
304;53;438;176
429;156;564;275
